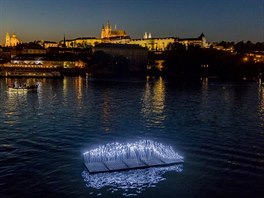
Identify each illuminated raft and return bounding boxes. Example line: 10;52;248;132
83;140;184;173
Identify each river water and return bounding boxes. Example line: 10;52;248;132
0;77;263;198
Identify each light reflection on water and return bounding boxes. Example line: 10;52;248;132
82;139;183;197
5;91;27;126
0;77;264;197
82;165;183;197
141;77;166;127
258;85;264;126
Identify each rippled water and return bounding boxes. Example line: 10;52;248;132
0;77;264;198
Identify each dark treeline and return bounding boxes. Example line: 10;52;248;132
149;42;264;81
217;41;264;54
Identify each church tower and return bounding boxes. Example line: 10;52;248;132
5;32;10;47
100;20;128;39
101;25;105;38
101;21;112;39
105;20;111;38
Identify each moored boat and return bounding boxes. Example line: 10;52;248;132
8;84;38;92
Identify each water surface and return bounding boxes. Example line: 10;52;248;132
0;77;264;198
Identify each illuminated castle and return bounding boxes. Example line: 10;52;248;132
5;32;21;47
101;21;129;39
63;21;208;51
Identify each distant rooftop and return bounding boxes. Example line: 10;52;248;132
179;33;205;41
15;43;45;50
95;43;147;49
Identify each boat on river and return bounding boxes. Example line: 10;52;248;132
8;84;38;92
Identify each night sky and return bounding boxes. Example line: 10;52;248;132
0;0;263;44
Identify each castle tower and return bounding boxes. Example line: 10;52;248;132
199;33;207;48
106;20;111;29
148;32;152;39
101;25;105;38
5;32;10;47
10;33;20;46
5;32;21;47
101;21;112;39
144;32;148;39
63;34;66;47
105;20;111;38
101;20;128;39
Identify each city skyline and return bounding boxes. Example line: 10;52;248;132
0;0;263;44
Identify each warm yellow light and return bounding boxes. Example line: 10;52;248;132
243;57;248;62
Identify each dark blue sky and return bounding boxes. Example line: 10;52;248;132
0;0;263;43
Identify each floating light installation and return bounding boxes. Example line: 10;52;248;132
83;140;183;173
82;140;184;196
82;164;183;196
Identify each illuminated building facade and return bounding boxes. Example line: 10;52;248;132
5;32;21;47
129;37;177;51
101;21;129;39
56;22;208;52
63;37;102;48
8;54;85;69
2;21;209;52
178;33;208;48
43;41;58;49
143;32;152;39
63;34;207;52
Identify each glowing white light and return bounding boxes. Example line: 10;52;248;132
82;140;184;196
83;140;183;163
82;164;183;196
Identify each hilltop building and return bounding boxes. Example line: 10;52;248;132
56;21;208;52
178;33;208;48
62;37;102;48
143;32;152;39
2;22;208;52
61;32;208;52
101;21;129;39
5;32;21;47
129;37;177;51
43;41;58;49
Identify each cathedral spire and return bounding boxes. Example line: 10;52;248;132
62;34;66;48
107;20;111;29
148;32;152;39
5;32;10;47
